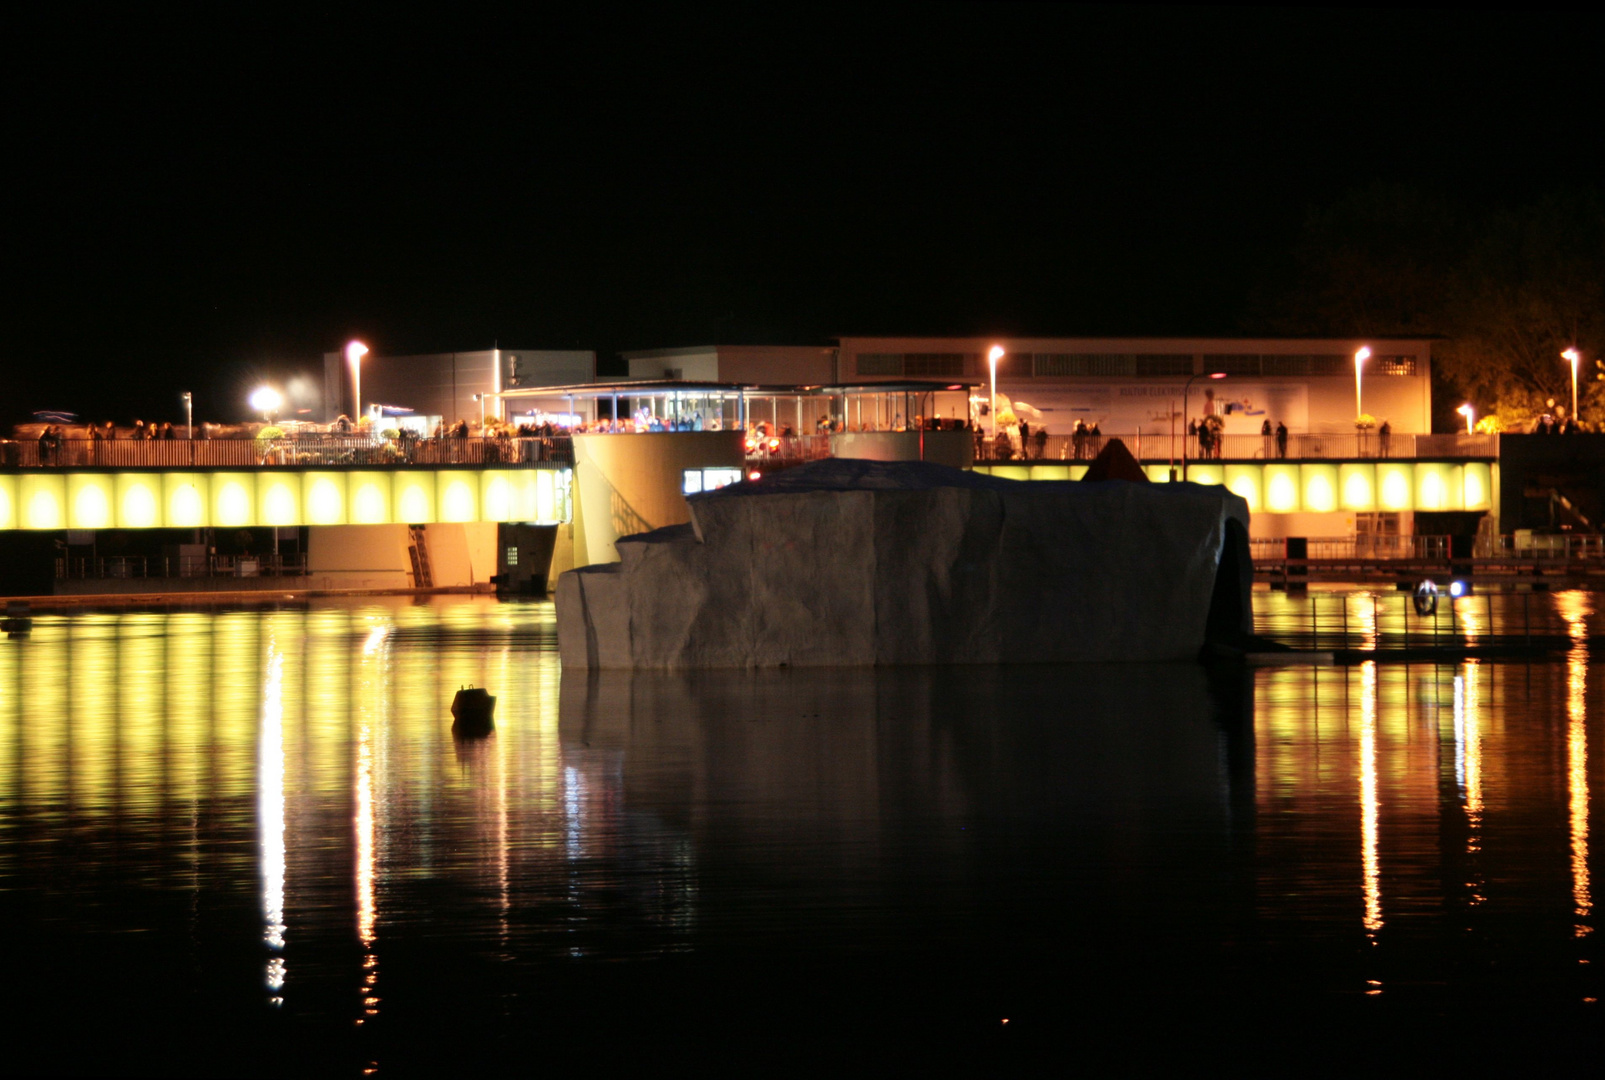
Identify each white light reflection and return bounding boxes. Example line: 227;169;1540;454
259;639;286;1005
1360;660;1382;936
1557;592;1593;936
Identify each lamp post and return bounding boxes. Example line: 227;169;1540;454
1181;371;1226;481
182;391;193;439
1457;403;1474;434
1563;348;1580;423
987;345;1005;442
1353;345;1371;421
473;393;486;430
346;340;369;424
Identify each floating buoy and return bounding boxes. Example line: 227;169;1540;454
451;686;496;736
1413;580;1439;617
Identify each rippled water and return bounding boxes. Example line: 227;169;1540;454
0;594;1601;1075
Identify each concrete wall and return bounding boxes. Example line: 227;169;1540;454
620;345;837;385
571;431;745;567
830;430;974;469
306;521;497;590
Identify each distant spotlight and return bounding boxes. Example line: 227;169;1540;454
1450;580;1468;598
748;471;761;481
988;345;1005;363
249;386;283;418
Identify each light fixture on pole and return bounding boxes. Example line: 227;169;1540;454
346;340;369;423
987;345;1005;440
250;386;283;424
1456;403;1474;434
1563;348;1580;422
1354;346;1371;419
1181;371;1227;482
182;391;193;440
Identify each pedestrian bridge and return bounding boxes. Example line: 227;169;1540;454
975;458;1497;513
0;465;572;530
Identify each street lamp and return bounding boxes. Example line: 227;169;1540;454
1354;346;1371;419
987;345;1005;440
250;386;282;423
347;340;369;424
1563;348;1580;423
182;391;193;439
1456;402;1474;434
1181;371;1227;481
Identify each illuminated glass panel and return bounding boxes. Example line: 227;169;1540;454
1144;464;1175;484
1463;462;1492;510
990;465;1030;481
480;471;513;521
68;474;115;529
1415;462;1456;510
20;475;66;529
1377;462;1413;511
437;472;478;522
1339;463;1376;511
213;474;257;527
534;470;556;522
393;472;436;525
164;474;209;527
1264;464;1300;512
1187;463;1224;487
112;474;161;528
1300;463;1339;513
259;475;302;527
0;475;16;528
1224;465;1261;511
1067;465;1090;482
1029;465;1072;481
349;472;391;525
303;472;347;525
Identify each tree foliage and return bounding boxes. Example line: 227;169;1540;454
1247;185;1605;429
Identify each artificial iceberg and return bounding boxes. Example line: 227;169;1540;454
556;457;1252;669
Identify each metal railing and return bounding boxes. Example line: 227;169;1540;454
975;431;1499;463
2;436;574;469
745;434;832;467
56;553;309;580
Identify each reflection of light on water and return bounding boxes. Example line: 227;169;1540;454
1350;592;1378;651
1360;660;1382;935
1454;662;1485;903
1558;592;1593;936
259;639;286;1004
355;616;384;1024
1456;596;1483;644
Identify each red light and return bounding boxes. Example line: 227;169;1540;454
748;471;761;481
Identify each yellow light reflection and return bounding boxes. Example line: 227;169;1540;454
1454;662;1486;904
1558;591;1593;935
1360;660;1382;935
260;638;287;1004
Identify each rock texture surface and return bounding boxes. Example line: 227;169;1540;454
557;459;1251;669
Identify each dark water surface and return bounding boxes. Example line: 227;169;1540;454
1;594;1601;1075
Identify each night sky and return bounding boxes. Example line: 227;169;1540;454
5;6;1602;425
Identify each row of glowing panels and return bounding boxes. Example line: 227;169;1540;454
0;470;573;530
976;461;1494;513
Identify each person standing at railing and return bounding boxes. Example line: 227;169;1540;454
1378;420;1391;458
1275;422;1288;459
1261;419;1272;459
